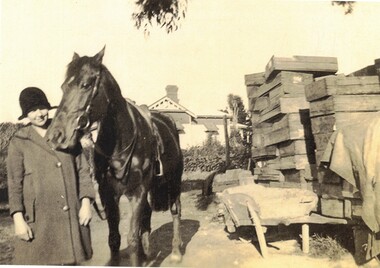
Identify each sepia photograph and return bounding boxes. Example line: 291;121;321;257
1;0;380;267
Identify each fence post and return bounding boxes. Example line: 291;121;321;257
223;115;230;168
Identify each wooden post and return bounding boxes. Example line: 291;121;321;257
223;115;230;168
302;224;310;254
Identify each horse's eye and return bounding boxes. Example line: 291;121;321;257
82;82;92;90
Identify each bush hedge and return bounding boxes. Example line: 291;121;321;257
182;132;250;172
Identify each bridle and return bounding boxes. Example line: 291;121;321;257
75;70;107;131
71;67;137;177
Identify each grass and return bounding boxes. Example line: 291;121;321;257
309;233;348;261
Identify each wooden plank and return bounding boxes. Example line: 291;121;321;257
309;95;380;117
264;113;313;146
246;85;260;98
317;166;341;184
313;132;334;152
260;97;310;123
321;198;344;218
253;96;269;112
246;201;269;258
265;55;338;80
252;71;313;99
269;83;307;100
245;72;266;86
277;139;315;157
310;111;380;134
305;75;380;102
264;126;311;146
279;155;316;170
253;167;284;182
282;166;317;182
252;124;273;147
251;145;278;159
344;199;352;219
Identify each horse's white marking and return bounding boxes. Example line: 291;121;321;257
67;75;75;85
142;158;150;170
132;156;140;166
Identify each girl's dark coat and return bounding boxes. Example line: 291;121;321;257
7;125;95;265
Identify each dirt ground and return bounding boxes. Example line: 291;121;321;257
1;189;380;267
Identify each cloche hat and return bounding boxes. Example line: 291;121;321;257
18;87;56;120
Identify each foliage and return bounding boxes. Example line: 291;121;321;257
182;133;250;172
132;0;187;34
0;122;23;189
227;94;248;125
182;136;225;172
331;1;355;15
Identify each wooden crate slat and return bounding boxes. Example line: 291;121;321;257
264;113;313;146
305;75;380;102
282;166;317;182
269;83;307;100
313;132;334;152
310;112;380;134
278;139;315;157
252;96;269;112
251;145;278;159
265;55;338;80
309;95;380;117
244;72;266;86
260;96;310;123
252;71;313;99
280;154;316;170
246;85;260;99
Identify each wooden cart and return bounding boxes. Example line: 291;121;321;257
218;184;348;258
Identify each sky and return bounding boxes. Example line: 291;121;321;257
1;0;380;123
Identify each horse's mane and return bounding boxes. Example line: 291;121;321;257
65;57;123;101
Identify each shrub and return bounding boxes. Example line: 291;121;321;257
0;122;23;189
182;132;250;172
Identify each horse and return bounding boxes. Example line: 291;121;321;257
46;47;183;266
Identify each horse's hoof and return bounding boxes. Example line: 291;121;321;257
170;252;182;263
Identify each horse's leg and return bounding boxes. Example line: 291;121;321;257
141;197;152;259
170;194;182;262
125;191;145;266
99;183;121;254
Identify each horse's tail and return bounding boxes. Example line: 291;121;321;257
149;112;183;211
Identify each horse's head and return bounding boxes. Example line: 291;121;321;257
47;47;110;150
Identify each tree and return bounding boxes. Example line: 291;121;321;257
331;1;355;15
132;0;188;34
0;122;23;188
227;94;248;126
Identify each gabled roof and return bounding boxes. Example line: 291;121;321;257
149;96;197;118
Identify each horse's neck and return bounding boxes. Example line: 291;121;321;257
98;99;136;156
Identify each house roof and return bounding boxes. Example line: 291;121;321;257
149;96;197;118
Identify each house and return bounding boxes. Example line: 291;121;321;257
149;85;229;149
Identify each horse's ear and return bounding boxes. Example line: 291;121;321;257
72;52;80;61
94;46;106;64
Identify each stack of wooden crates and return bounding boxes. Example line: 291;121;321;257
246;55;380;219
305;74;380;218
246;55;338;189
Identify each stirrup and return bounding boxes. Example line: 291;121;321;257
155;159;163;176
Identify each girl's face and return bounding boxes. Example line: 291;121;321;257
27;108;49;127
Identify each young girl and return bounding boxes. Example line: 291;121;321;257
7;87;95;265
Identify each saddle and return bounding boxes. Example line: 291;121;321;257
137;104;164;176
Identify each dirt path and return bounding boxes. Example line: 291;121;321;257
83;190;377;267
1;189;380;267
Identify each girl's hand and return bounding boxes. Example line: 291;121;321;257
79;197;92;226
13;212;33;241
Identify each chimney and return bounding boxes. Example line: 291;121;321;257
166;85;179;103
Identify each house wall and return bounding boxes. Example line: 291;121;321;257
178;122;226;149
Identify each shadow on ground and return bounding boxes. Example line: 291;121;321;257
104;219;200;267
